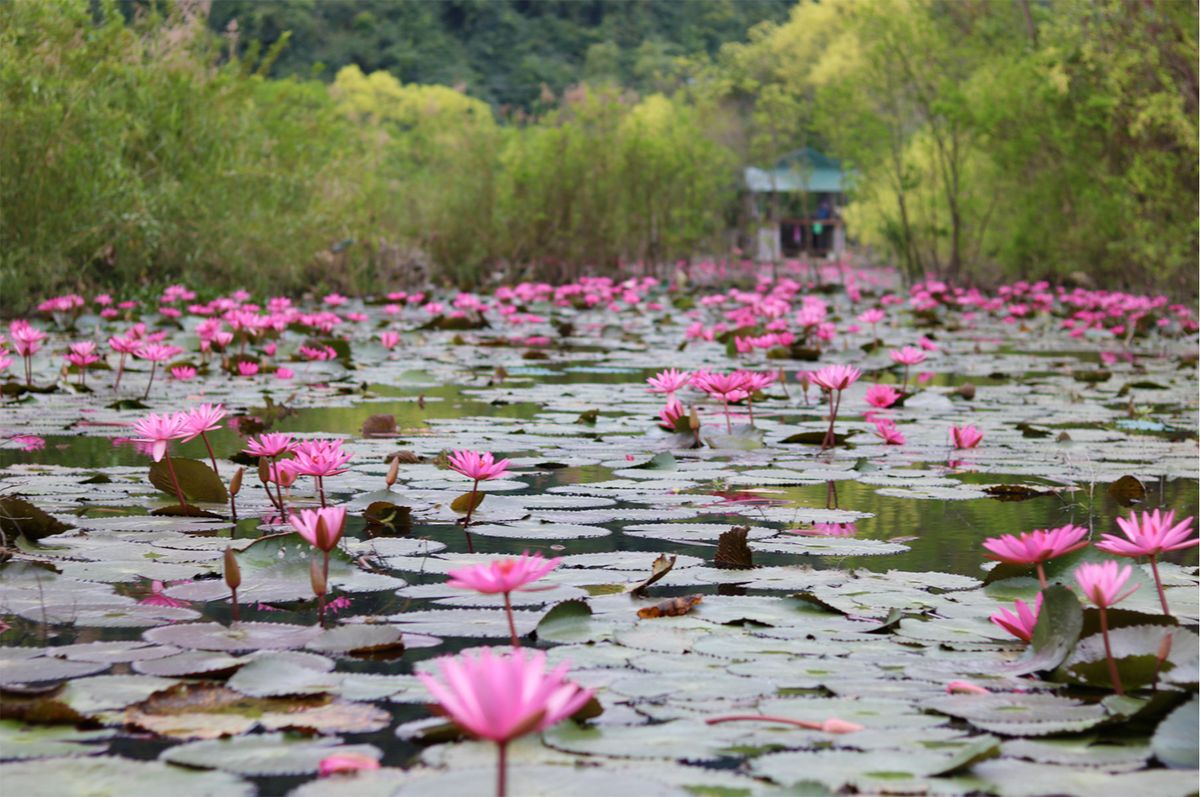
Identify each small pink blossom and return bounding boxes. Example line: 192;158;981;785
289;506;348;552
318;753;380;777
950;424;984;449
864;384;901;408
989;594;1042;643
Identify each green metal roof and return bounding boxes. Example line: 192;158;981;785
744;147;846;193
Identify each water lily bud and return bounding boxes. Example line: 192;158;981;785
223;547;241;590
257;456;270;484
957;383;976;400
820;718;864;734
1157;632;1173;663
946;680;988;695
386;456;400;488
310;557;327;598
689;407;700;432
229;467;244;496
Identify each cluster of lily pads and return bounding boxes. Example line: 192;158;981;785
0;265;1196;796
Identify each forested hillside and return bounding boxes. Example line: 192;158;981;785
200;0;792;107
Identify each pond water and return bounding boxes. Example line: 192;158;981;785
1;281;1197;796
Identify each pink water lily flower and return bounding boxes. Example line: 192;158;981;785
1098;509;1196;615
982;524;1089;587
810;364;861;450
810;364;861;392
889;346;927;366
291;439;353;478
989;594;1042;643
418;648;593;744
289;506;347;552
872;418;905;445
1075;560;1139;609
950;424;984;449
1075;560;1140;695
1098;509;1197;558
447;551;562;595
646;368;693;397
658;399;686;431
864;383;901;408
245;432;295;459
170;366;196;381
131;412;188;462
448;450;511;482
179;403;227;443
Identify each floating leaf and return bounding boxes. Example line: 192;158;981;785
1152;697;1198;769
161;733;381;776
148;458;228;503
307;625;406;656
1106;475;1146;506
0;497;73;541
450;491;485;515
143;622;323;652
0;756;253;797
0;722;113;760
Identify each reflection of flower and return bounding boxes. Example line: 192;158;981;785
139;580;191;609
790;523;857;537
318;753;379;777
8;435;45;452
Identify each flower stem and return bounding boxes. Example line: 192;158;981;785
114;353;126;391
163;452;187;507
724;401;732;434
230;586;240;622
1148;555;1171;615
1036;563;1047;590
269;456;286;515
142;361;157;400
496;741;508;797
1099;606;1124;695
705;715;825;730
317;476;327;508
463;480;480;527
503;591;520;648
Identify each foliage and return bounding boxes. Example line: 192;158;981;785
715;0;1199;293
2;0;1196;299
1;1;732;301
